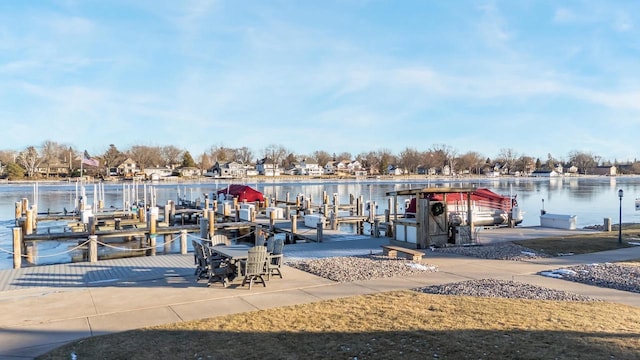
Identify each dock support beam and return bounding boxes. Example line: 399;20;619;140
180;230;187;254
89;235;98;263
317;222;323;242
291;214;297;237
12;227;22;269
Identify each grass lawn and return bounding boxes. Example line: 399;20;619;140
38;291;640;360
513;228;640;256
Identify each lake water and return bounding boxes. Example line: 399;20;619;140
1;176;640;269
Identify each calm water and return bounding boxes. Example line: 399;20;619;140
1;176;640;269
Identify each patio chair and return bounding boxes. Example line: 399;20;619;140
266;236;275;254
240;245;268;290
206;250;232;287
192;240;209;281
266;237;284;280
210;234;230;246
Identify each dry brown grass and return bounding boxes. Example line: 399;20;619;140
38;291;640;360
513;229;640;256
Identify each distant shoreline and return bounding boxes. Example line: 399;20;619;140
0;173;636;187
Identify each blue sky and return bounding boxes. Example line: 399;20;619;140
1;0;639;163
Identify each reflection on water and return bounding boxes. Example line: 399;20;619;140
1;176;640;269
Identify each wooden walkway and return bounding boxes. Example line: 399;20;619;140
0;253;196;292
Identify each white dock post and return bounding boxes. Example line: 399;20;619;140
89;235;98;263
180;229;187;254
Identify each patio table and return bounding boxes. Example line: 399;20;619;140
207;245;252;283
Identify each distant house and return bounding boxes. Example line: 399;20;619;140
553;164;564;174
37;161;70;178
299;159;323;176
176;167;201;177
207;161;248;178
388;165;404;176
531;169;559;177
142;167;172;180
417;166;437;176
256;157;280;176
587;166;617;176
324;160;364;175
117;158;138;177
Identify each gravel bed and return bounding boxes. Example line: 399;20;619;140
432;242;550;260
285;254;437;282
541;263;640;294
414;279;599;302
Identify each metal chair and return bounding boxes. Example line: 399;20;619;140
240;245;268;290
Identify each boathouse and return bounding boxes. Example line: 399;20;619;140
386;187;476;249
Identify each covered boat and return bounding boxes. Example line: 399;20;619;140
405;187;523;227
216;184;264;202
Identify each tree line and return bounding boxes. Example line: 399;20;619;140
0;140;638;180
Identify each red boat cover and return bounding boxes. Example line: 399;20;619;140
216;184;265;202
406;188;514;214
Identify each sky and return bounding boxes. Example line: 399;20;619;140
1;0;639;163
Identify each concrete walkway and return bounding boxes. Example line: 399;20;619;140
1;228;639;359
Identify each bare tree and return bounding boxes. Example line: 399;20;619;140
161;145;183;168
198;152;213;172
376;148;396;174
514;155;536;174
457;151;485;174
335;152;352;162
102;144;127;176
234;146;253;164
41;140;62;178
0;150;17;165
17;146;42;178
262;144;288;166
282;153;297;169
128;145;162;170
313;150;332;167
568;150;598;174
399;147;421;174
357;151;378;174
430;144;457;174
208;144;235;163
497;148;518;174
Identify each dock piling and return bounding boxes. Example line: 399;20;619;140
317;222;323;242
180;230;187;254
12;227;22;269
89;235;98;262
